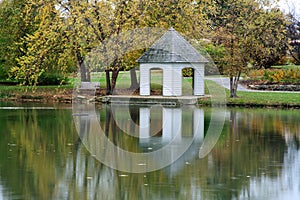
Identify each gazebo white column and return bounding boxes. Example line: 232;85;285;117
162;66;173;96
162;108;182;143
170;64;182;96
139;64;150;96
193;63;205;96
139;107;150;141
193;108;204;143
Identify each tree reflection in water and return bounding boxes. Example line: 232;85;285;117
0;106;299;199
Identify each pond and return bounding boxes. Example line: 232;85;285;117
0;102;300;200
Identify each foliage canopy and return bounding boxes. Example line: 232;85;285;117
0;0;293;97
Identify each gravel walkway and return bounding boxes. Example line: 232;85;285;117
205;77;300;93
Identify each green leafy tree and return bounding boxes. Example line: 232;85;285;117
200;0;288;97
242;8;288;69
11;0;96;85
12;0;154;91
12;0;210;94
0;0;36;80
287;12;300;64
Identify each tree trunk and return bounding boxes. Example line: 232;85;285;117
79;61;91;82
105;70;119;95
289;48;300;64
80;61;87;82
230;71;241;98
106;70;111;95
86;67;91;82
229;76;238;98
229;76;233;97
129;68;139;90
111;69;119;94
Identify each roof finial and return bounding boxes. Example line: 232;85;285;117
169;27;175;31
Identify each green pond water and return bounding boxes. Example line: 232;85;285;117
0;102;300;200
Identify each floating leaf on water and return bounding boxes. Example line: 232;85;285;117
138;163;147;166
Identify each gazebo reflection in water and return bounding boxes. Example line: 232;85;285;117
76;104;204;164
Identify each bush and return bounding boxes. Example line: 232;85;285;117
0;65;8;80
37;73;68;85
248;68;300;84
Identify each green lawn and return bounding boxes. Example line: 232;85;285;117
90;70;194;94
203;80;300;107
99;71;300;107
230;90;300;106
1;71;299;108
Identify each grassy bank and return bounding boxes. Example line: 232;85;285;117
1;71;299;108
200;80;300;108
0;85;73;103
227;91;300;107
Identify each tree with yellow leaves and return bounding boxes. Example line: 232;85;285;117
11;0;209;94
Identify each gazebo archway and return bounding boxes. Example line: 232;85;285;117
182;67;194;96
150;68;163;95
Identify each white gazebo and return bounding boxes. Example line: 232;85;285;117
137;27;208;96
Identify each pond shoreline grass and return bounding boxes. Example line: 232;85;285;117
1;84;299;109
199;80;300;109
0;72;299;109
0;85;74;103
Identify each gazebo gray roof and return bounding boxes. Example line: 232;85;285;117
137;27;208;63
